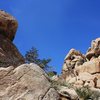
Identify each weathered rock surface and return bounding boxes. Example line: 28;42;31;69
75;58;100;74
0;10;18;41
0;63;59;100
61;38;100;92
86;38;100;60
62;49;86;80
58;86;79;100
0;10;24;67
0;34;24;67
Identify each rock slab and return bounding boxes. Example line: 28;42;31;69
0;63;59;100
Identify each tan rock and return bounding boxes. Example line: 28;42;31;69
67;72;99;88
60;97;69;100
86;38;100;60
95;73;100;79
62;49;86;81
0;63;59;100
64;49;84;60
43;88;60;100
97;79;100;88
0;10;18;41
58;86;79;100
51;75;59;81
68;77;77;84
76;58;100;74
78;72;94;81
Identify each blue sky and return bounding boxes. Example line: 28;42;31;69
1;0;100;73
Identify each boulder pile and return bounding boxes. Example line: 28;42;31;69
61;38;100;98
51;38;100;100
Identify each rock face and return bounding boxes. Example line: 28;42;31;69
0;34;24;67
86;38;100;60
0;10;24;67
59;38;100;100
0;10;59;100
62;38;100;89
62;49;86;80
58;86;79;100
0;10;18;41
0;63;59;100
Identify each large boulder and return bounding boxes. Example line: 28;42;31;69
75;58;100;74
0;34;24;67
0;10;24;67
86;38;100;60
0;63;59;100
62;49;86;80
58;86;79;100
0;10;18;41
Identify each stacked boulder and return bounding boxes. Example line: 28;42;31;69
0;10;24;67
0;10;18;41
62;38;100;89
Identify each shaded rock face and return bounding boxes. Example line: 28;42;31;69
0;10;24;67
0;63;59;100
0;34;24;67
0;10;18;41
62;38;100;89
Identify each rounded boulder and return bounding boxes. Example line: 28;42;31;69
0;10;18;41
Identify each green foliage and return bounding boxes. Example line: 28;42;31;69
25;47;52;71
47;71;57;77
51;80;73;90
75;86;100;100
25;47;38;63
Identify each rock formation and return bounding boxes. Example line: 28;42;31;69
0;64;60;100
0;10;24;67
0;10;60;100
60;38;100;100
86;38;100;60
0;10;18;41
0;10;100;100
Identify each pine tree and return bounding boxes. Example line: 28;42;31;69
25;47;52;72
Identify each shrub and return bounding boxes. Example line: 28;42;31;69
75;86;100;100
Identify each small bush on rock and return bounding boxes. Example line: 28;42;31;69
75;86;100;100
